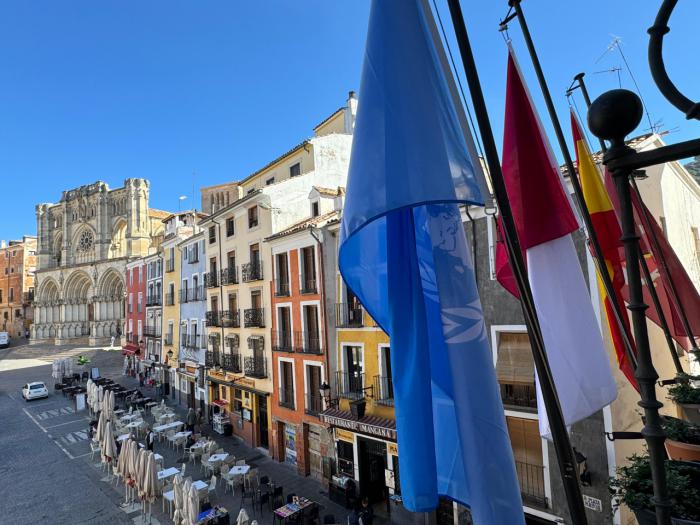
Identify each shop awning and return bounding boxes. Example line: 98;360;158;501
122;348;137;356
320;408;397;441
211;399;228;408
207;375;270;397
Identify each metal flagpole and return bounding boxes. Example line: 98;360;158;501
444;1;588;523
503;0;641;378
572;73;686;375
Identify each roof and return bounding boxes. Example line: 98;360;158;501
160;210;209;223
560;133;654;177
239;140;311;186
265;210;340;242
313;107;344;132
312;186;345;198
148;208;172;220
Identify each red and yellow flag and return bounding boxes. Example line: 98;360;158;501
570;111;638;390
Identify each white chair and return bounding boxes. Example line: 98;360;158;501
201;453;214;477
219;465;231;486
90;441;101;460
207;475;217;501
165;430;176;447
162;488;175;515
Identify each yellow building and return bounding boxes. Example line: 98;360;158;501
160;211;205;397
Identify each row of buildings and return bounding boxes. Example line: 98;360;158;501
27;93;700;524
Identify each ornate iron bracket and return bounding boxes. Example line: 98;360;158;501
648;0;700;119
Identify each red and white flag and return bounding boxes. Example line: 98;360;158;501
499;48;617;438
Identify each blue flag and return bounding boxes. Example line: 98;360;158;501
339;1;524;523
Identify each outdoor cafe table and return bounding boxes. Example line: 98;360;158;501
113;409;125;416
120;414;139;422
117;433;131;442
125;422;141;431
157;467;180;481
273;498;315;524
153;421;184;440
228;465;250;476
208;453;228;464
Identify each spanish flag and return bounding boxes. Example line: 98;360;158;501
570;111;638;390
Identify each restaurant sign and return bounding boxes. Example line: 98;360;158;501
321;414;396;441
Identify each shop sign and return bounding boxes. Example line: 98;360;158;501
335;428;355;443
387;443;398;456
242;408;252;421
285;425;297;465
384;469;395;489
322;414;396;441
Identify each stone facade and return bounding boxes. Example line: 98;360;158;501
32;179;168;346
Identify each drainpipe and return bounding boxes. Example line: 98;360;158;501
309;227;331;401
209;216;226;423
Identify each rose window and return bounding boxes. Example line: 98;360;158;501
77;230;94;252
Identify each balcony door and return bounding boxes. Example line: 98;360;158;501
278;306;291;349
496;332;537;412
301;246;316;292
250;244;260;268
307;364;322;413
507;417;547;508
303;304;320;351
276;253;289;295
344;345;363;394
210;257;217;276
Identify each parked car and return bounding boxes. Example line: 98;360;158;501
0;332;9;348
22;382;49;401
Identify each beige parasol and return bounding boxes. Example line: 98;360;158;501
101;421;118;465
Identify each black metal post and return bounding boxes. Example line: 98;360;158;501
575;73;684;375
445;1;588;523
507;0;639;376
588;90;672;525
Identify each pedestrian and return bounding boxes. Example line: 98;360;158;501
186;408;196;433
138;372;144;387
196;408;203;433
358;497;374;525
110;335;115;348
145;427;155;451
25;329;29;339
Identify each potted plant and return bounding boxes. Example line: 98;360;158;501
664;417;700;462
609;454;700;524
668;381;700;425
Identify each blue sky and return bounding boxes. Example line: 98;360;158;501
0;1;697;240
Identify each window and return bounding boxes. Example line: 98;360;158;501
0;290;3;303
275;253;289;296
496;331;536;411
289;162;301;177
248;206;259;229
302;304;320;352
279;360;295;409
377;346;393;404
208;226;216;244
228;293;237;313
227;250;236;272
128;293;133;313
250;244;260;268
306;364;322;414
226;217;235;237
301;246;316;293
129;269;134;286
251;290;262;310
137;320;143;338
247;188;256;195
276;306;292;351
137;292;143;313
337;440;354;477
342;345;364;397
265;177;275;186
507;417;546;507
311;201;319;218
8;288;13;302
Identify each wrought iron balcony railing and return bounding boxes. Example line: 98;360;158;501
301;278;317;294
515;460;547;508
305;392;323;416
294;331;322;354
204;271;218;288
182;334;200;349
143;325;161;338
185;286;204;302
243;308;265;328
499;383;537;411
274;280;290;297
241;262;263;282
272;330;294;353
279;386;295;410
205;310;221;327
221;309;240;328
146;294;162;307
244;356;267;379
166;259;175;273
335;303;364;328
220;267;238;286
179;289;189;303
335;370;365;400
206;350;220;368
165;292;175;306
373;375;394;406
222;352;242;373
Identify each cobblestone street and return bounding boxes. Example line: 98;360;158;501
0;343;366;525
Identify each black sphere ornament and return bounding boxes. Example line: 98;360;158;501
588;89;644;145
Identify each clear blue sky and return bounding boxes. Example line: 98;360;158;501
0;1;697;241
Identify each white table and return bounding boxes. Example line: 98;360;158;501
157;467;180;481
153;421;183;433
117;433;131;442
229;465;250;476
192;480;208;490
113;409;125;416
208;453;229;463
172;431;192;440
120;414;139;422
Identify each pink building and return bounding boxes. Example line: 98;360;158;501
123;258;147;365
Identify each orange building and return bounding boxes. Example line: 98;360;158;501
0;236;37;339
266;209;339;479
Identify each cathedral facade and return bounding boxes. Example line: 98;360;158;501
32;179;168;346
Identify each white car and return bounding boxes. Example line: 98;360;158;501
22;382;49;401
0;331;9;348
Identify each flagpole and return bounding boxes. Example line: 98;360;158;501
504;0;641;378
444;2;588;523
573;73;687;374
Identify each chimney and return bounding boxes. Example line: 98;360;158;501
345;91;358;134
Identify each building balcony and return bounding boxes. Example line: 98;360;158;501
241;262;263;282
500;383;537;412
222;352;242;373
165;293;175;306
243;308;265;328
279;387;295;410
274;280;290;297
335;303;364;328
294;331;322;354
164;332;173;345
146;295;162;307
179;289;188;303
206;350;220;368
515;461;547;508
182;334;201;349
272;330;294;353
221;309;240;328
301;278;317;295
204;271;218;288
335;370;365;400
305;392;323;416
205;311;221;327
221;267;238;286
143;325;161;338
373;375;394;406
244;356;267;379
186;286;205;302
